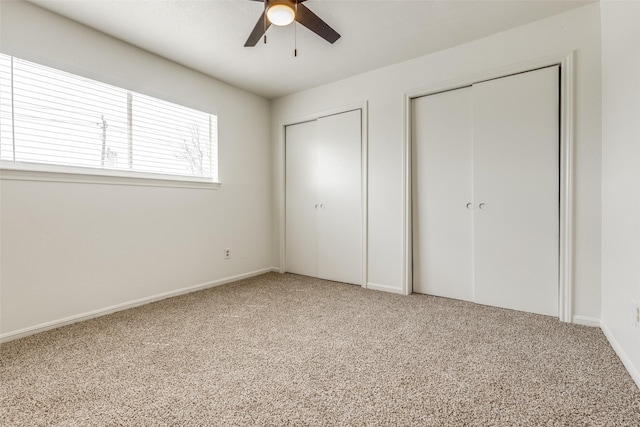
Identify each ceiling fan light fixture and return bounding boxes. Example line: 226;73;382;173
267;2;295;26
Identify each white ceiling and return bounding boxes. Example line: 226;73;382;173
27;0;593;99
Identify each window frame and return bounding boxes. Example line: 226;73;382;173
0;54;220;189
0;161;221;189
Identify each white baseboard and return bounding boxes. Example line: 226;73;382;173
601;321;640;390
1;267;280;343
366;282;405;294
572;315;601;327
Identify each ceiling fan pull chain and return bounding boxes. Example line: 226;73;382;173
294;1;299;57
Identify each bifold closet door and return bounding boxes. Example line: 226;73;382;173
285;110;362;285
473;67;559;316
412;66;559;317
412;88;474;301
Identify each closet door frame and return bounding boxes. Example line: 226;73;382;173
278;102;369;288
403;52;575;323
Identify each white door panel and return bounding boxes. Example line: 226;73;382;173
317;110;363;285
285;120;319;277
412;88;474;301
473;66;559;316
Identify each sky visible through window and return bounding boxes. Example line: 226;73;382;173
0;54;218;180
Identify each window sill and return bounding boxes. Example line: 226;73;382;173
0;163;221;190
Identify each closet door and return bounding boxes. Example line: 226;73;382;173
285;120;320;277
412;88;474;301
473;66;559;316
285;110;363;285
317;110;362;285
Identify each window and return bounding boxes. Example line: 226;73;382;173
0;54;218;184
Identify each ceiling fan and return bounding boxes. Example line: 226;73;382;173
244;0;341;47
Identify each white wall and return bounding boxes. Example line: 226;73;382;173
600;0;640;388
0;1;273;338
272;4;603;322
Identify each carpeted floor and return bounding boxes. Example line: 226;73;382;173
1;273;639;426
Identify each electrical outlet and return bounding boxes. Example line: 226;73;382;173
224;248;231;260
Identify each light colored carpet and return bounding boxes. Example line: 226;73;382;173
1;272;639;426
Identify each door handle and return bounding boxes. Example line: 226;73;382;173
479;203;487;210
466;203;473;210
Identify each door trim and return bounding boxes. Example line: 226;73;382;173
278;102;369;288
403;52;575;322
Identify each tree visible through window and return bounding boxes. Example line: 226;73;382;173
0;54;218;181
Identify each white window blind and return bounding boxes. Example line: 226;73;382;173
0;53;218;182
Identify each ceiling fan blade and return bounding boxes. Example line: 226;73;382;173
244;11;271;47
295;3;340;44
